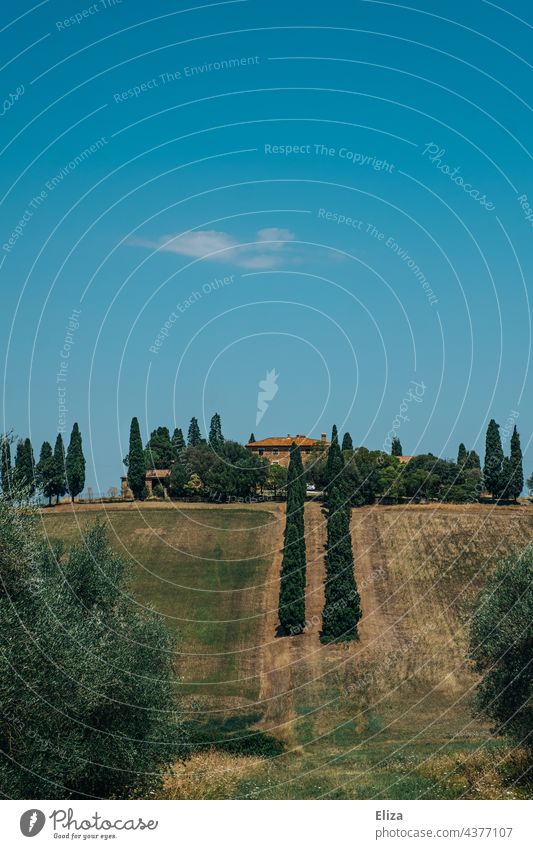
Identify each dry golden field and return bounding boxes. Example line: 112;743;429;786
43;501;533;799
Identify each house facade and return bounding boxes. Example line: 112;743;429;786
246;433;329;467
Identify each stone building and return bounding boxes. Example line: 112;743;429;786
245;433;329;468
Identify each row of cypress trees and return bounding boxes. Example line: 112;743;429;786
278;429;363;642
278;443;307;633
483;420;523;501
322;427;362;642
126;414;225;499
0;424;85;504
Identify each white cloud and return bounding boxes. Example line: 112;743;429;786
256;227;296;242
130;227;298;269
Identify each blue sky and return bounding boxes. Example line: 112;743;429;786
1;0;532;492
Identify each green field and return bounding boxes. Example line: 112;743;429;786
42;502;533;800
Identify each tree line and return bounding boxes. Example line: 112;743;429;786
305;418;525;504
0;414;527;506
125;414;269;501
1;424;85;504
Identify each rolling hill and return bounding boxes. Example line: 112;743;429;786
42;500;533;799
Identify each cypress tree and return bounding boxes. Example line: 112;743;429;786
278;443;307;634
127;417;146;500
278;521;306;634
341;432;353;451
508;426;524;501
248;433;256;444
15;438;35;496
457;443;467;466
483;419;504;500
391;436;403;456
321;486;361;642
52;434;67;504
171;427;185;457
169;460;188;497
465;449;481;470
65;423;85;501
208;413;224;449
146;426;173;469
325;425;343;496
187;417;202;446
1;437;12;498
36;442;55;505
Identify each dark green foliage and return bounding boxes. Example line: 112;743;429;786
1;437;12;498
188;715;284;758
208;413;224;450
0;503;186;799
187;417;202;447
52;434;67;504
279;444;307;634
401;454;480;502
278;519;306;633
470;545;533;751
457;443;467;466
36;441;55;504
465;449;481;470
169;460;188;497
321;486;361;642
375;454;405;501
15;437;35;496
65;423;85;501
345;447;379;505
127;417;146;500
286;442;306;511
171;427;185;457
483;419;504;499
146;426;174;469
184;442;215;483
508;426;524;501
341;432;353;451
325;425;344;500
267;463;287;495
342;452;365;507
527;472;533;496
152;483;165;498
204;441;268;499
248;433;256;444
391;436;403;456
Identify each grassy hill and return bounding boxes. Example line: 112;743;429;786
42;501;533;799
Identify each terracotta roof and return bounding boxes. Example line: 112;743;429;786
247;435;328;448
398;455;414;463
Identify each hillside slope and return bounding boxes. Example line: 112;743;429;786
43;502;533;799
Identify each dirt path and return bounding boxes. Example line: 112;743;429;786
257;502;329;740
351;507;407;656
257;503;295;740
257;503;418;736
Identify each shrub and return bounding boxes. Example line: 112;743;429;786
0;497;186;798
470;545;533;753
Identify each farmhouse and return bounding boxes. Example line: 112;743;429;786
121;469;171;499
246;433;329;467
